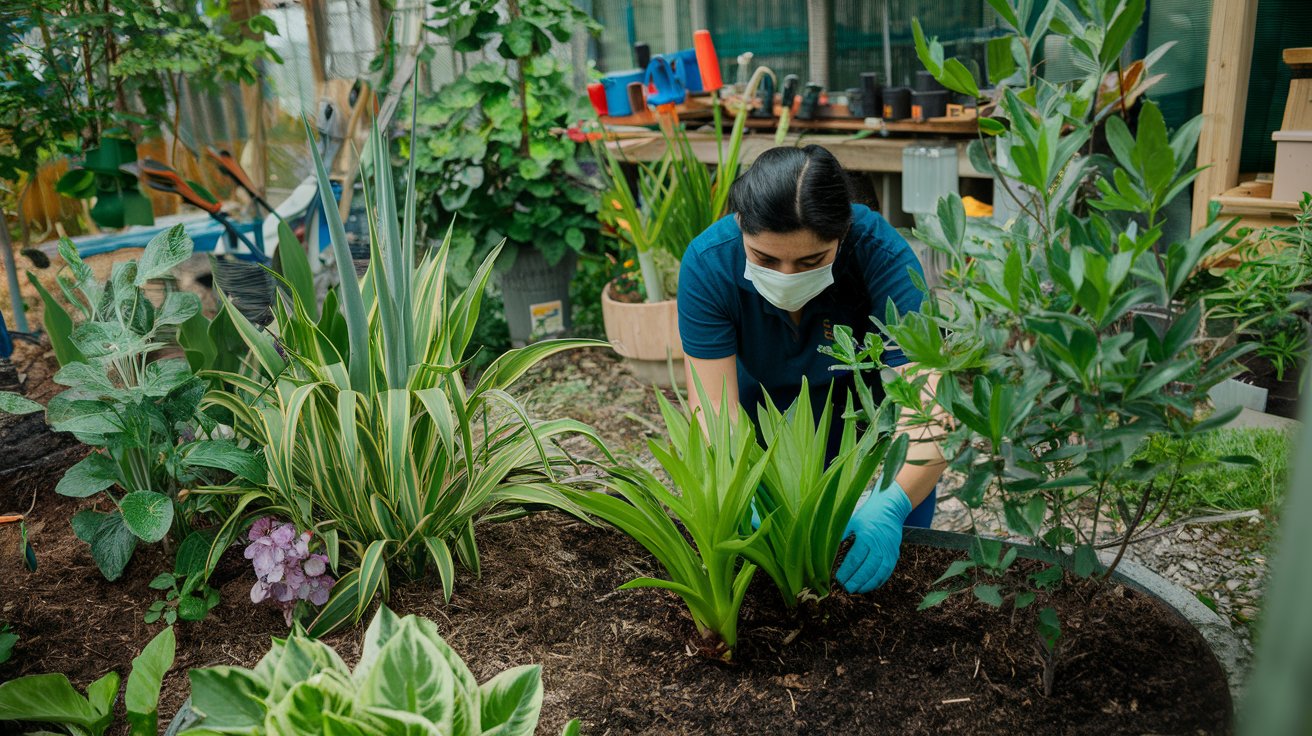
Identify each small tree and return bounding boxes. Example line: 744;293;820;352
832;0;1250;694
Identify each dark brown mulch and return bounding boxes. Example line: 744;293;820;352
4;494;1231;736
1;341;85;495
2;347;1230;735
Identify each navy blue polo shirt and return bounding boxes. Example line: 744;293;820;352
677;204;924;429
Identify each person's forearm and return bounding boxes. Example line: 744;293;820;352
889;366;947;508
894;437;946;506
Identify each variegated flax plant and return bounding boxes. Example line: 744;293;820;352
199;91;611;636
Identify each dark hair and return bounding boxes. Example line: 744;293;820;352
728;145;872;338
728;145;851;239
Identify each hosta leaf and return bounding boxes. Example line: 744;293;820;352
136;224;194;284
141;358;194;397
478;665;544;736
72;509;108;542
126;627;175;736
89;511;138;581
52;361;115;393
0;673;104;729
175;531;215;576
86;671;120;720
0;391;44;416
178;595;210;621
120;491;175;543
357;622;454;730
155;290;201;328
56;452;120;497
187;666;269;730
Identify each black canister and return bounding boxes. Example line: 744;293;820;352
861;72;882;119
911;89;949;121
883;86;911;120
914;69;946;93
845;88;864;117
797;83;823;120
751;74;776;118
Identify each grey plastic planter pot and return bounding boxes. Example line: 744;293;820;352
498;248;577;347
903;527;1246;701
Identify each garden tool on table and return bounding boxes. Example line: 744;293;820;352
693;28;726;124
735;52;755;94
136;158;276;324
206;146;281;223
776;74;800;144
135;158;266;263
645;55;686;133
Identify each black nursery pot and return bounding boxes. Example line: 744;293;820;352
883;87;911;120
911;90;949;121
1238;351;1304;419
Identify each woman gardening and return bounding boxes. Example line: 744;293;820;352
678;144;946;594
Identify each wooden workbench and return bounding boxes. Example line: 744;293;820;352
606;130;991;179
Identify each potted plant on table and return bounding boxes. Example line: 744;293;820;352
594;75;761;386
412;0;600;347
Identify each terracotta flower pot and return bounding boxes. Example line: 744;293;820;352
601;279;684;388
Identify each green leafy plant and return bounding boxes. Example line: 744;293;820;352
0;227;265;581
733;377;906;608
145;572;219;624
181;606;578;735
0;623;16;665
563;384;769;660
411;0;600;283
0;2;280;178
868;0;1254;694
199;115;610;635
141;530;221;624
0;626;175;736
594;73;761;302
1194;196;1312;381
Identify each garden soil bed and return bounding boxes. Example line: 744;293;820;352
2;348;1231;735
4;493;1232;735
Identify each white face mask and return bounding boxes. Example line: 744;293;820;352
743;259;835;312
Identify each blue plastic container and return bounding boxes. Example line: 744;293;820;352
601;69;644;116
670;48;704;93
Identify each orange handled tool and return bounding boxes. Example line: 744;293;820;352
206;146;279;218
693;30;723;91
138;158;222;214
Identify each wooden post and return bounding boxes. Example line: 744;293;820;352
807;0;832;89
1282;48;1312;132
1191;0;1259;234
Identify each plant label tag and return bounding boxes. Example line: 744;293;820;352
530;300;565;339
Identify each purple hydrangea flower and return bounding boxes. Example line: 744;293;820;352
243;517;335;625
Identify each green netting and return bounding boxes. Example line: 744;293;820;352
591;0;695;72
705;0;808;86
832;1;997;90
584;0;1309;174
1241;0;1312;173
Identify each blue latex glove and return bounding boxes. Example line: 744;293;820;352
836;481;913;594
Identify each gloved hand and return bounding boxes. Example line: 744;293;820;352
836;481;913;594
